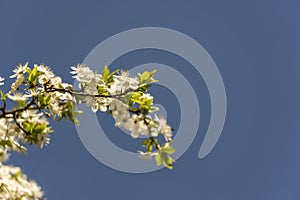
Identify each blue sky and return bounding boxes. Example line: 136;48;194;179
1;0;300;199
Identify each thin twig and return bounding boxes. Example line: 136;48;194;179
12;113;30;136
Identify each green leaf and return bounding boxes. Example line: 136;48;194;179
11;169;22;179
155;153;162;166
45;95;51;105
137;84;152;92
17;100;26;108
160;152;174;169
23;122;34;133
139;71;151;83
146;144;153;152
161;143;175;154
139;96;153;113
107;69;119;84
0;90;6;100
130;92;143;104
139;70;158;84
142;140;149;147
97;85;109;96
28;65;38;85
0;140;13;148
149;69;157;76
33;123;47;134
102;66;119;85
26;67;32;74
155;144;175;169
102;65;110;84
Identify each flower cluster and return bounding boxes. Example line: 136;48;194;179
70;64;174;164
0;164;44;199
0;62;175;199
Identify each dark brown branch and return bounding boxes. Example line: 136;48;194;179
0;97;36;118
12;113;30;136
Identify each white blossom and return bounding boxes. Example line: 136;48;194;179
20;110;44;123
108;71;139;94
154;114;172;141
50;76;62;85
10;74;25;92
0;62;174;198
88;97;109;113
150;127;159;137
38;74;50;85
70;64;94;83
121;114;149;138
36;64;55;78
140;93;153;101
9;62;28;79
7;92;30;101
27;88;40;97
37;133;50;148
111;102;130;127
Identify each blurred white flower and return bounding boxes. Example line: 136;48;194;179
0;76;4;86
0;164;44;199
20;110;44;123
37;133;50;148
150;127;159;137
10;74;25;92
27;88;40;97
50;76;62;85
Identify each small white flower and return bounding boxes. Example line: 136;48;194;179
99;104;107;112
93;73;105;85
37;133;50;148
137;151;157;160
129;119;149;139
36;64;55;78
49;102;60;115
70;64;95;82
154;115;172;141
17;110;44;124
60;83;73;90
118;71;139;88
21;110;43;119
140;93;153;101
10;74;25;92
50;76;62;85
56;92;73;101
150;127;159;137
26;88;39;97
7;92;29;101
123;118;134;130
108;71;139;94
38;74;49;85
91;103;99;113
10;62;28;78
107;81;122;95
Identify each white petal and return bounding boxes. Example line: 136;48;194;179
91;103;99;113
